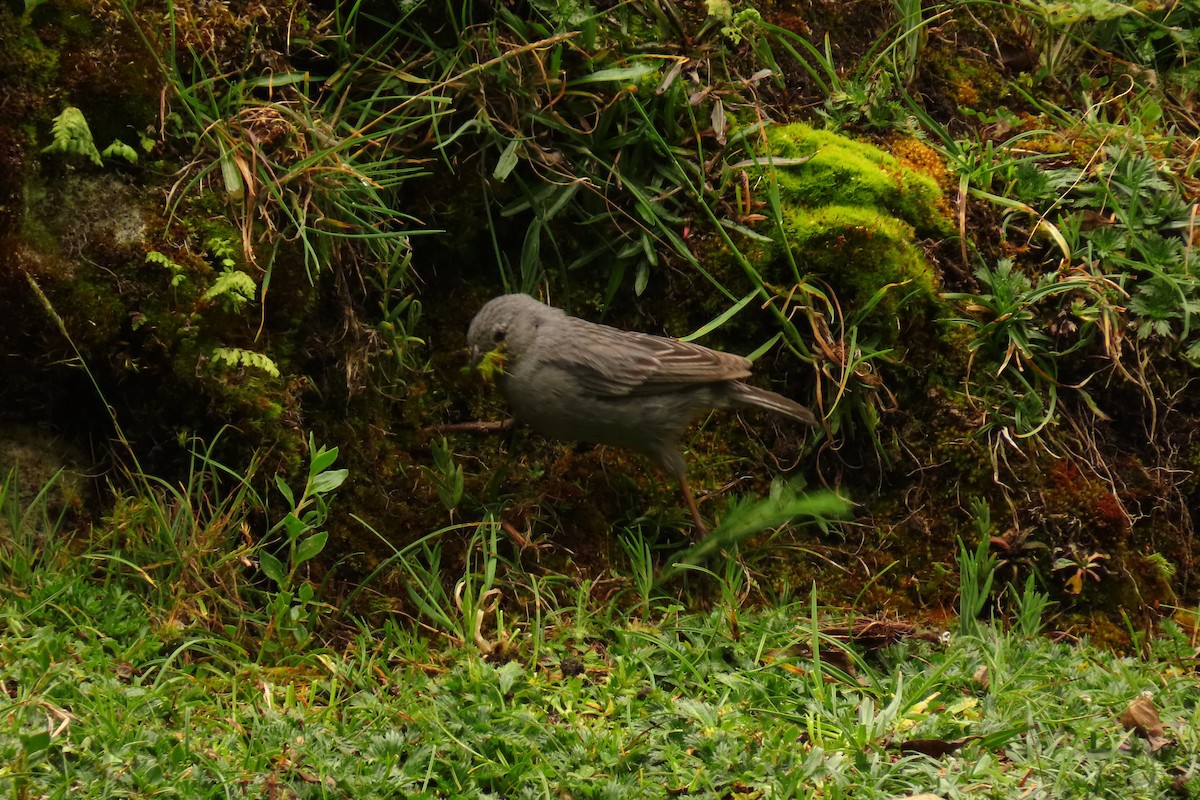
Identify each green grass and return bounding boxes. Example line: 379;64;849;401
2;558;1197;798
0;459;1195;798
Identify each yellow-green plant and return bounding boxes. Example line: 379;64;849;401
146;251;186;287
42;106;138;166
42;107;102;166
422;438;464;513
201;270;257;309
210;347;280;378
258;435;346;659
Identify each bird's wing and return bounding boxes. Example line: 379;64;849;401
543;317;752;396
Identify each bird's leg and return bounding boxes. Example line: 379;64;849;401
680;477;708;536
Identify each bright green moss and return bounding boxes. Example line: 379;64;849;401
741;123;950;335
780;204;936;313
762;123;946;234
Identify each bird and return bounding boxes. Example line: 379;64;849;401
466;293;818;533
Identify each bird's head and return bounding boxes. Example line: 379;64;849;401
466;293;561;379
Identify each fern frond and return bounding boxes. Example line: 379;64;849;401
206;236;239;269
147;251;187;287
211;347;280;377
101;140;138;164
202;269;257;307
42;107;103;166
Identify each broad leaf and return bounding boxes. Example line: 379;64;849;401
311;468;348;494
260;551;285;585
295;531;329;565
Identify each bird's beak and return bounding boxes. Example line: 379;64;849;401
471;345;508;383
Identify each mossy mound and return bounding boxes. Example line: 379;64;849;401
779;204;937;314
763;124;947;232
746;123;951;328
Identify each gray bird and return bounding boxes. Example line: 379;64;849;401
467;293;818;532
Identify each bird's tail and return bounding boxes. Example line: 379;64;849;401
728;382;819;426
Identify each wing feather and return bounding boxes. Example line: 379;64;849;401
544;317;751;396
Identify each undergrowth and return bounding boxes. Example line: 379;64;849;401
1;461;1198;798
6;9;1200;795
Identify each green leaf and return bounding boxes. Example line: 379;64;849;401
218;141;244;200
745;332;783;362
245;72;313;88
310;446;339;476
661;486;849;581
977;726;1031;750
718;219;775;242
493;138;521;181
283;512;307;540
572;62;659;85
295;531;328;564
543;182;580;220
274;474;295;507
21;730;51;757
496;661;524;694
1044;0;1134;24
260;551;285;585
1076;389;1111;421
520;220;541;282
101;139;138;164
680;290;756;342
311;468;348;494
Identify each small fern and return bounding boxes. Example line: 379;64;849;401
211;347;280;377
43;107;102;166
146;251;186;287
101;140;138;164
206;236;239;270
202;269;257;308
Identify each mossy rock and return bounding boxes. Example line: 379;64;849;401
742;123;950;333
779;204;937;315
762;123;947;233
0;424;90;541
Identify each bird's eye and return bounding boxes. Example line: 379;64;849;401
493;329;507;343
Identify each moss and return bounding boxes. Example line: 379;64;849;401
1042;460;1129;549
761;123;948;235
934;54;1013;112
65;277;127;352
779;204;938;314
723;122;954;346
0;423;91;537
0;26;59;106
886;134;954;192
1125;552;1177;608
0;2;157;161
